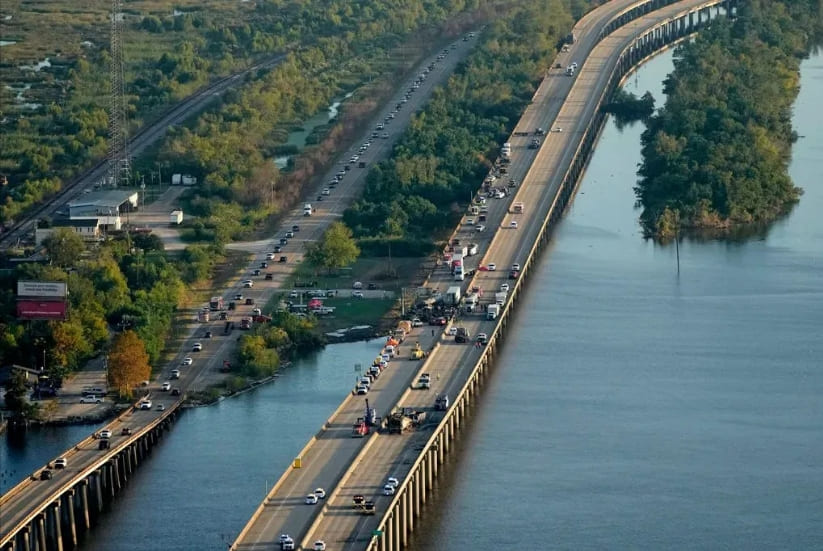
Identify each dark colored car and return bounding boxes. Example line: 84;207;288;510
367;283;378;290
279;256;287;263
265;273;273;280
171;388;181;396
292;225;300;232
245;298;255;305
40;470;53;480
121;428;132;435
280;238;288;245
204;331;213;338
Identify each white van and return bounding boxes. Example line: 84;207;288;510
454;271;465;281
303;203;313;216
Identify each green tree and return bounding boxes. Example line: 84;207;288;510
43;228;85;268
108;331;152;398
305;222;360;273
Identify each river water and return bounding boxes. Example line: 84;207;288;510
3;48;821;550
409;48;823;550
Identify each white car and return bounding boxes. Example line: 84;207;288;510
553;126;563;132
500;283;510;292
509;221;518;229
281;536;295;551
242;280;254;288
322;188;330;196
512;263;521;271
476;224;486;232
383;484;396;496
411;318;423;327
182;357;193;366
54;458;67;469
192;343;203;352
465;218;474;225
161;382;171;391
488;263;497;271
386;477;399;488
314;488;326;499
447;327;458;336
352;291;364;299
356;384;369;395
266;252;275;260
306;494;319;505
313;542;326;551
98;429;112;439
80;395;102;404
139;400;152;410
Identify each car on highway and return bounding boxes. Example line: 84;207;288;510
509;270;520;280
171;369;180;379
161;382;171;391
487;263;497;271
40;469;53;480
157;404;166;411
382;132;389;139
352;291;364;299
285;230;295;238
356;384;369;395
305;494;319;505
192;342;203;351
430;316;447;326
98;429;112;439
204;330;213;339
411;318;423;327
313;541;326;551
171;388;181;396
292;225;300;232
280;535;295;551
322;188;330;196
386;477;400;488
500;283;510;292
139;400;152;410
280;237;289;245
509;221;518;229
54;458;67;469
447;327;457;336
553;126;563;132
476;224;486;232
182;357;193;366
234;293;244;301
274;245;282;253
289;290;299;299
512;263;521;271
80;395;102;404
242;280;254;288
383;484;396;496
476;333;488;345
266;253;275;260
314;488;326;499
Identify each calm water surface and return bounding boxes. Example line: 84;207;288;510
3;49;821;551
409;49;823;550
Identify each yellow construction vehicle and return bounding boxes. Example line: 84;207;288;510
410;342;426;360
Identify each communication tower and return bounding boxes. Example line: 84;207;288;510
107;0;130;187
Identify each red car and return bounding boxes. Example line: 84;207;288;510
478;265;490;272
509;270;520;280
429;317;447;326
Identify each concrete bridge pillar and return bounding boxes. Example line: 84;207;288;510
79;479;92;529
35;515;46;551
392;511;400;551
413;471;421;519
64;490;78;547
47;502;63;551
400;491;409;547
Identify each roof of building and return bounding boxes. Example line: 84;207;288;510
67;190;137;210
51;217;101;228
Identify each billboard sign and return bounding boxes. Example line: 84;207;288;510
17;281;67;298
17;300;68;321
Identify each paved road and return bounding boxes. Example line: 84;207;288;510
234;1;681;549
0;33;481;547
297;0;725;549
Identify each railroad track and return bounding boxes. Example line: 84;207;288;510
0;53;287;250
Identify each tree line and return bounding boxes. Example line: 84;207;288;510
634;0;822;240
0;0;502;231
